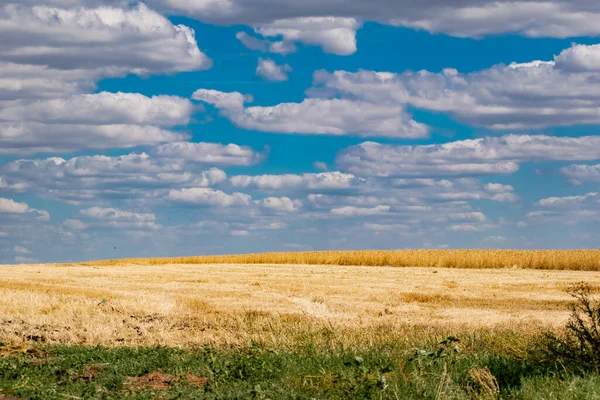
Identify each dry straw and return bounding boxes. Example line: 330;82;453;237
75;250;600;271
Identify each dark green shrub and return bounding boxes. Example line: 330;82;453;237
542;283;600;374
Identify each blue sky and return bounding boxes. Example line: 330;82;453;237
2;1;600;263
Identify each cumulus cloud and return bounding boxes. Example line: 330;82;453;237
79;206;161;230
236;31;296;54
448;223;494;232
0;3;211;73
0;92;195;153
528;192;600;224
0;62;97;101
363;222;410;232
256;197;302;212
256;58;292;81
231;171;363;191
537;192;599;207
193;219;287;236
561;164;600;184
152;0;600;39
0;197;49;221
0;3;211;155
337;135;600;178
0;123;186;155
440;212;488;223
554;43;600;72
313;162;328;171
168;188;252;207
193;89;428;138
310;53;600;130
236;31;268;51
0;153;228;203
485;183;514;193
63;219;87;231
154;142;265;166
0;92;194;126
255;17;361;55
330;205;390;216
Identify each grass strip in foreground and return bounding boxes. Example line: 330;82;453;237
2;337;600;399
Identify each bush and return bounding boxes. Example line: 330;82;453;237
542;283;600;374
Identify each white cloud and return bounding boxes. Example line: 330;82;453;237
364;222;410;232
554;44;600;72
236;31;268;51
0;177;26;191
0;92;194;153
442;212;487;222
310;55;600;130
0;4;211;155
330;205;390;216
194;220;287;235
193;89;428;138
0;197;29;214
0;123;186;155
192;89;247;109
0;4;211;74
153;0;600;40
0;62;96;101
337;135;600;178
483;236;507;243
0;197;49;221
268;40;297;55
231;171;363;191
485;183;514;193
313;162;328;171
528;192;600;225
0;92;194;126
1;153;228;203
79;206;161;230
80;207;156;222
14;246;31;254
256;197;302;212
391;2;600;38
449;224;493;232
154;142;265;166
256;58;292;81
255;17;361;56
63;219;87;231
168;188;252;207
537;192;599;207
561;164;600;184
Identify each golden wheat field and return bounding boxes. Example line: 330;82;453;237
75;250;600;270
2;255;600;349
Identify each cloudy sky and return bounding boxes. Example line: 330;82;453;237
2;1;600;263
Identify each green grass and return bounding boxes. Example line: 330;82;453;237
2;337;600;399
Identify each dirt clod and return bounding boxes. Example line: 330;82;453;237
184;373;208;386
123;372;177;391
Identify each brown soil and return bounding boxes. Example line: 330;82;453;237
184;373;208;386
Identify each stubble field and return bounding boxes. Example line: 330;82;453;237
1;262;598;348
3;253;600;399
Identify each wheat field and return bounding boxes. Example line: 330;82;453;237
2;261;600;349
73;250;600;270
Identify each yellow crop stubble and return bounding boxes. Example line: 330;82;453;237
2;260;600;349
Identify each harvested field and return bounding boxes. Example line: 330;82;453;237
1;262;598;348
